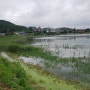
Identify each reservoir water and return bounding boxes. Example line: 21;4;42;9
25;34;90;84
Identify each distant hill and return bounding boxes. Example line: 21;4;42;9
0;20;28;33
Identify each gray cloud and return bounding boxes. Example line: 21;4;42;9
0;0;90;28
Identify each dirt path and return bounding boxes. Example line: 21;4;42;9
0;83;11;90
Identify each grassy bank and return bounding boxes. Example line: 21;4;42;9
0;55;33;90
21;63;79;90
0;53;84;90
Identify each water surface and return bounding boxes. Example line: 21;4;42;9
30;34;90;83
31;34;90;58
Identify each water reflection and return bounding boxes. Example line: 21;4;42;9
29;34;90;84
19;56;45;67
32;34;90;58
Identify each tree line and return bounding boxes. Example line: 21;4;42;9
0;20;90;35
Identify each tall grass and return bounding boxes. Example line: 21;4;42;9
0;56;32;90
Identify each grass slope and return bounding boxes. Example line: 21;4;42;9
0;56;32;90
21;62;81;90
0;52;83;90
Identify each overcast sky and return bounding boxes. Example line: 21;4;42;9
0;0;90;28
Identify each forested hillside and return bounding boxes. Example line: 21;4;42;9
0;20;28;33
